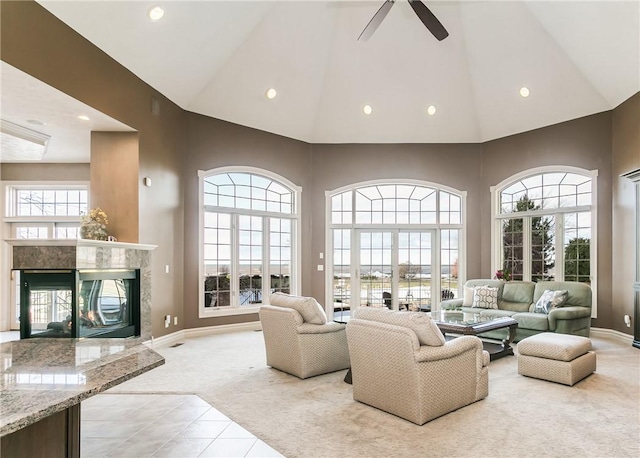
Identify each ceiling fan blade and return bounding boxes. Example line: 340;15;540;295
358;0;395;41
408;0;449;41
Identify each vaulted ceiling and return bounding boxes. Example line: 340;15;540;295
37;0;639;144
5;0;638;162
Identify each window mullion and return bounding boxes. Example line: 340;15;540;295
556;215;565;281
523;216;532;280
263;217;270;303
231;214;239;308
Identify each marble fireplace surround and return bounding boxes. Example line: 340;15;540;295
8;240;156;341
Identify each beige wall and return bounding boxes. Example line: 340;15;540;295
308;143;484;303
182;113;312;329
1;163;90;181
612;93;640;335
482;112;613;329
1;1;185;338
90;132;139;243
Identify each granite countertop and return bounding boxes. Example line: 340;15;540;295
0;337;164;436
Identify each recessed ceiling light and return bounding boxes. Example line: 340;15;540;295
520;87;530;98
148;6;165;22
427;105;436;116
27;119;46;126
266;88;277;99
363;105;372;115
77;115;90;121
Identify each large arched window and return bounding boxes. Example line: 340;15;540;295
199;168;300;317
491;167;597;313
328;181;465;316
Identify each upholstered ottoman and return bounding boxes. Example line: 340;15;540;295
517;332;596;386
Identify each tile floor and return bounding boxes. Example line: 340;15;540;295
81;393;283;458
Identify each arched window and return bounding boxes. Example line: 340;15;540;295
491;168;597;311
328;181;465;316
199;168;300;316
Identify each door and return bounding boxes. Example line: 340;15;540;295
353;230;435;311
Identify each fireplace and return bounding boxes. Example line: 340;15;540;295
8;239;155;341
19;269;141;339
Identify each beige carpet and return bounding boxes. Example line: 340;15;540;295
111;331;640;458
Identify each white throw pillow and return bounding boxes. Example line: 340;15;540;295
472;286;499;309
534;290;568;314
269;292;328;324
462;286;474;306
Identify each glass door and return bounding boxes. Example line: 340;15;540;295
352;230;435;311
398;231;434;312
357;231;393;307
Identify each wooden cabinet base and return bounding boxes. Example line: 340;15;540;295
1;404;80;458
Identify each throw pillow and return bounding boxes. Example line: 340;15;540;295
472;286;499;309
269;292;328;325
534;290;568;314
352;307;446;346
462;286;474;306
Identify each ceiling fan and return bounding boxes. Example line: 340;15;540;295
358;0;449;41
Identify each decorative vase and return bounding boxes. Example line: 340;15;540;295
80;221;108;241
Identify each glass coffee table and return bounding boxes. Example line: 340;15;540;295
430;310;518;361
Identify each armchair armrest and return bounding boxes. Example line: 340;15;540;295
414;336;483;363
441;298;463;310
297;322;346;334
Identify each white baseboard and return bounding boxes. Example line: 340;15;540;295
145;321;263;349
590;327;634;345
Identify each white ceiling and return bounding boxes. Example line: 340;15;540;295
0;62;134;163
3;1;638;162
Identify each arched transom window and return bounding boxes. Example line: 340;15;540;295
493;169;596;291
200;169;300;316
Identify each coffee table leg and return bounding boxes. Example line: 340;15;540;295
501;323;518;352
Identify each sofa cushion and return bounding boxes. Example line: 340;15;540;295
464;279;505;302
502;281;535;304
269;292;327;325
512;312;550;331
462;286;474;306
352;307;445;346
472;286;499;309
533;281;592;309
534;289;568;314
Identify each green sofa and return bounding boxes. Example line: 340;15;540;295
441;279;592;342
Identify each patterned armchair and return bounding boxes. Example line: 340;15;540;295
346;307;489;425
259;293;350;379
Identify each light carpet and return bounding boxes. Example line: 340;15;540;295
110;331;640;458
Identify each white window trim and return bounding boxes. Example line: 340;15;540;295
490;166;598;318
2;181;89;331
198;166;302;318
325;178;467;315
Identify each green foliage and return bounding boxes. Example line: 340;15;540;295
564;237;591;282
502;195;555;280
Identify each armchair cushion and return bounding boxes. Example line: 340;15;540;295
269;292;327;325
353;307;445;346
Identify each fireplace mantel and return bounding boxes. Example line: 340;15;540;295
5;238;157;250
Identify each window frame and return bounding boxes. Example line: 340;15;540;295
490;166;598;317
198;167;301;318
325;179;467;315
2;181;90;330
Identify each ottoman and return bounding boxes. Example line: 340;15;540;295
517;333;596;386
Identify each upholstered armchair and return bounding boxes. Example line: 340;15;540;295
346;307;489;425
259;293;350;379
